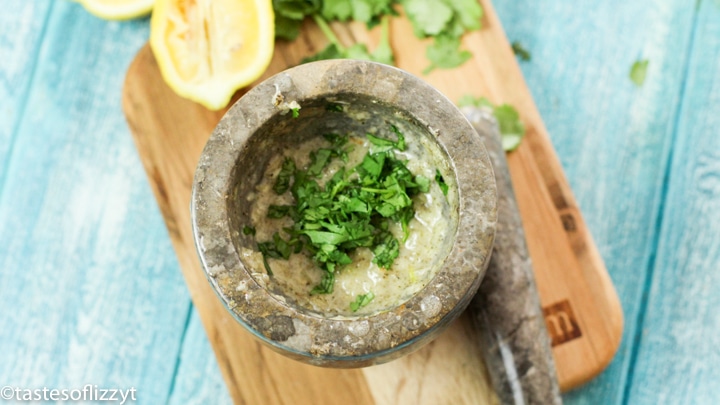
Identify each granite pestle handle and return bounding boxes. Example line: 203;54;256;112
462;107;563;405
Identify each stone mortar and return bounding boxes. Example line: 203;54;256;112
191;60;497;367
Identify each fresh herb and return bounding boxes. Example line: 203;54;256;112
326;103;345;112
301;14;394;66
458;95;526;152
350;291;375;311
267;205;292;219
275;0;482;72
630;59;649;87
273;158;296;194
423;34;472;74
322;132;348;146
511;41;531;61
311;272;335;294
493;105;525;151
291;107;300;118
366;125;405;150
272;0;321;40
257;232;292;275
402;0;482;73
256;125;431;293
435;169;448;196
243;225;256;236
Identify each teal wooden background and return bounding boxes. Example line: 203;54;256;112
1;0;718;403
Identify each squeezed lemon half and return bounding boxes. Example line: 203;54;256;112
77;0;154;20
150;0;275;110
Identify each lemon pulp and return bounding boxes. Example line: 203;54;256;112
150;0;275;110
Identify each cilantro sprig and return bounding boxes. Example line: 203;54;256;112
350;292;375;312
254;126;430;295
273;0;483;73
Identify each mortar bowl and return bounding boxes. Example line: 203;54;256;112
191;60;497;367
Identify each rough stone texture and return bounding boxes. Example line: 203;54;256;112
463;107;562;405
191;60;497;367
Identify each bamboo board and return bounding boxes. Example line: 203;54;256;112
121;1;623;402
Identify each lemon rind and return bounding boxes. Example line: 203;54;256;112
78;0;154;20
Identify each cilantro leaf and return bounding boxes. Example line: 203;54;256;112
274;158;296;194
630;59;649;87
390;124;406;150
321;0;353;21
307;148;334;177
423;34;472;74
443;0;482;32
372;231;400;268
275;14;303;40
435;169;449;196
458;95;526;151
325;104;345;113
243;225;256;236
493;104;526;152
350;292;375;311
267;205;292;219
273;0;320;20
323;132;347;145
301;43;344;64
367;125;405;150
401;0;453;37
414;174;430;193
511;41;531;61
311;272;335;294
458;94;492;108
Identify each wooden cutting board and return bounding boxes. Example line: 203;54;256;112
122;1;623;402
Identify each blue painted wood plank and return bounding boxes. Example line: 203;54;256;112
168;308;232;405
625;2;720;403
0;1;53;186
0;2;192;402
493;0;696;402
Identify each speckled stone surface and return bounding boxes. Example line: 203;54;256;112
191;60;497;367
463;107;562;404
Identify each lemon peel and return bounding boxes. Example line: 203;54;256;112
77;0;154;20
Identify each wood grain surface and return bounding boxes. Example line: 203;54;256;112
122;0;622;402
4;0;720;404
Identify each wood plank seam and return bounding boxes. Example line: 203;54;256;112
619;5;703;402
0;2;56;203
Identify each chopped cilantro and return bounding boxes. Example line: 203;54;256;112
273;158;296;194
267;205;292;219
326;103;345;112
350;292;375;312
423;34;472;74
243;225;256;236
291;107;300;118
493;105;525;151
277;0;481;71
511;41;531;61
435;169;448;196
630;59;649;87
302;14;394;65
253;125;435;293
458;95;526;152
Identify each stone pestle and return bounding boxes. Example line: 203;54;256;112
462;107;563;405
